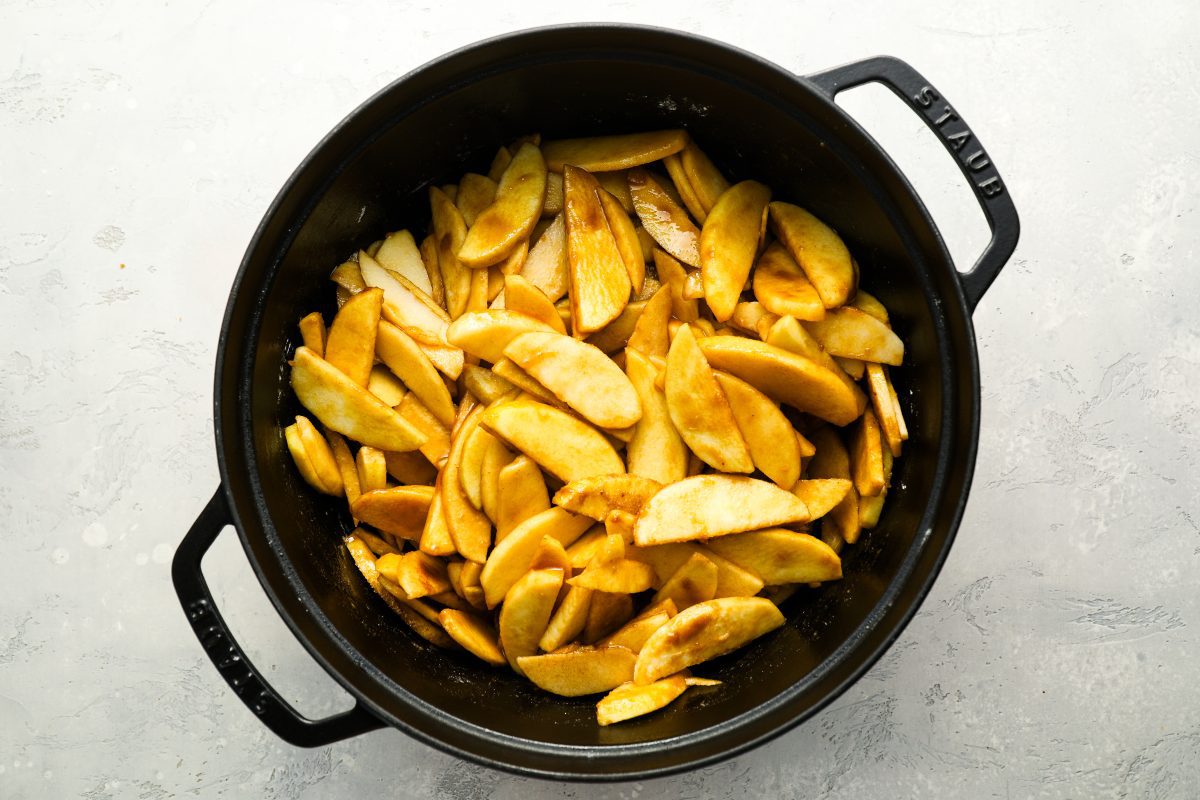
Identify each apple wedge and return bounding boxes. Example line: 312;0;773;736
344;533;454;648
539;585;594;652
624;542;763;598
389;550;452;598
324;430;359;514
351;486;435;541
438;609;505;665
597;675;688;725
355;446;387;493
768;201;857;308
458;424;495;509
652;248;699;323
552;474;663;521
584;592;635;643
458;143;547;268
375;320;455;427
503;331;642;429
851;288;889;323
680;141;730;215
752;241;825;321
479;399;624;483
542;171;564;215
792;478;853;521
429;186;472;318
624;348;688;485
665;325;752;473
323;287;382;387
365;365;406;407
705;529;843;585
626;284;671;359
713;371;801;489
418;476;456;556
597;610;672;653
441;406;492;563
634;597;785;684
297;312;327;358
807;426;861;546
455;173;498;227
762;315;860;399
479;435;514;524
633;474;810;546
597;187;645;296
284;416;343;495
697;336;865;426
460;364;518;406
480;507;592;607
629;168;701;267
499;568;563;674
804;307;904;366
291;347;426;452
851;408;886;497
490;358;564;407
663;155;707;224
651;551;718;611
543;130;688;172
445;309;557;364
699;180;771;322
517;646;636;697
375;230;435;298
865;363;903;456
583;299;647;355
503;274;567;334
519;212;569;303
563;165;632;335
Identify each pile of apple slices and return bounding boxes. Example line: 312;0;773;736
284;130;908;725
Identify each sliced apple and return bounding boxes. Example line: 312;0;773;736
807;426;861;546
752;241;825;321
284;416;343;495
438;609;505;666
713;371;801;489
697;336;865;426
663;154;708;224
626;284;671;359
391;550;452;599
595;171;634;212
634;474;809;546
851;288;889;323
584;591;635;643
429;186;472;318
458;143;547;268
395;393;451;467
552;474;662;521
458;425;495;509
479;435;515;525
503;331;642;429
603;509;637;543
804;307;904;366
375;229;435;297
355;446;387;493
651;551;718;611
323;286;383;387
598;610;672;653
479;399;624;483
596;675;688;725
418;233;445;308
727;301;778;338
629;169;701;267
634;597;785;684
563;165;632;335
865;363;903;457
455;173;498;227
860;447;893;529
480;506;591;607
330;259;366;294
499;568;563;674
851;408;885;496
503;274;566;334
519;212;569;303
418;476;456;557
539;584;594;652
569;533;655;593
565;525;607;569
291;347;426;452
459;363;518;405
706;529;842;585
698;180;771;321
365;365;406;407
441;406;492;563
530;534;571;573
665;325;752;473
762;315;860;399
598;187;645;295
324;430;359;513
792;478;853;521
583;299;647;355
543;130;687;172
344;532;454;648
490;358;563;407
375;320;455;427
768;201;857;308
652;248;699;323
836;356;866;379
625;542;763;598
445;309;557;364
542;171;564;215
517;646;636;697
681;141;730;215
624;349;688;485
297;312;326;358
351;486;435;541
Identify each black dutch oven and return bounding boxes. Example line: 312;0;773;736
173;24;1018;781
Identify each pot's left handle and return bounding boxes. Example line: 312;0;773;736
172;487;385;747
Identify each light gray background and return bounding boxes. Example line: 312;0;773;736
2;0;1197;797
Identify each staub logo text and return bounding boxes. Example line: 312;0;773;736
913;85;1004;198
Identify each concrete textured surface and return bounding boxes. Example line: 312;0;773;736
2;0;1197;797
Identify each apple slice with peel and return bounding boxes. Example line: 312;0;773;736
681;141;731;215
351;486;435;541
763;315;860;399
633;474;810;546
626;285;671;359
624;542;763;598
375;230;435;297
480;507;592;608
503;331;642;429
291;347;426;452
284;416;342;495
597;610;672;653
494;456;551;541
699;180;771;322
458;143;548;268
429;186;472;318
866;363;903;457
456;173;498;227
597;187;645;296
395;393;451;467
752;241;825;321
517;646;637;697
499;568;563;674
804;307;904;366
597;674;688;725
324;287;382;387
705;529;842;585
445;309;557;364
552;474;663;521
851;408;886;496
503;274;566;333
519;213;569;303
665;325;752;473
633;597;785;685
538;585;594;653
768;201;857;308
792;478;853;521
563;165;632;335
441;406;492;563
438;609;505;665
629;169;701;267
479;399;624;483
375;320;455;427
543;130;688;172
697;336;865;426
712;371;800;489
624;348;688;485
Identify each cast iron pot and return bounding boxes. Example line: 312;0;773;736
173;24;1018;780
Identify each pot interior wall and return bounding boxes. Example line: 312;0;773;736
246;51;945;748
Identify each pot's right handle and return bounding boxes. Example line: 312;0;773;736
807;56;1019;312
172;487;385;747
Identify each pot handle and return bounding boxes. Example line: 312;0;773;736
806;56;1019;311
172;487;385;747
